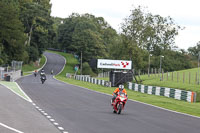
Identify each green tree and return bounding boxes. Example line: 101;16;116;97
19;0;53;60
117;6;182;70
0;1;26;64
57;13;117;62
188;41;200;58
121;6;181;53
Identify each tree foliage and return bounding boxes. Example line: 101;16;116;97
0;2;196;72
0;0;53;65
57;13;118;62
0;1;26;64
19;0;53;60
109;6;192;71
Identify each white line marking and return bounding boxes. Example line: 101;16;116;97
54;53;66;76
39;55;48;71
0;82;32;103
0;122;24;133
46;116;51;119
43;113;48;116
54;122;59;126
63;132;69;133
58;127;64;130
50;119;55;122
15;82;32;102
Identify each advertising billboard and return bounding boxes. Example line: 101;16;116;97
97;59;132;70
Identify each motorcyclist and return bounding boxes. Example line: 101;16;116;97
34;70;37;77
40;69;45;76
111;84;127;104
51;69;53;75
40;69;46;79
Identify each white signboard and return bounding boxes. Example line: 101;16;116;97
97;59;132;69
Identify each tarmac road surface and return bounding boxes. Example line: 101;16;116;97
17;52;200;133
0;84;60;133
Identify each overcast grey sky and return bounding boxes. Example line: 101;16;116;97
50;0;200;50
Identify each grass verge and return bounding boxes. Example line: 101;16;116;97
48;50;200;117
0;81;31;102
22;55;46;76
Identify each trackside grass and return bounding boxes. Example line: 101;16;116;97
46;50;80;75
0;81;31;102
138;69;200;101
48;50;200;117
0;55;46;101
22;55;46;75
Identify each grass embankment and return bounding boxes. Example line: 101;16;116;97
46;50;80;75
22;55;46;75
48;50;200;117
0;81;31;102
138;69;200;101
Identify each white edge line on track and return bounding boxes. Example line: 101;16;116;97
46;52;66;76
2;53;68;133
39;54;48;71
0;122;24;133
0;82;32;103
15;82;32;102
43;52;66;76
56;54;66;76
35;53;69;133
53;76;200;119
8;53;49;102
50;52;200;119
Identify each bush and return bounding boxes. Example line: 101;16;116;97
26;46;39;62
82;62;97;77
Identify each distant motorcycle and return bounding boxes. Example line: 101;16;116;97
111;91;128;114
34;72;37;77
41;76;46;84
51;70;53;75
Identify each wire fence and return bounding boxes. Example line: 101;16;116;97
136;68;200;85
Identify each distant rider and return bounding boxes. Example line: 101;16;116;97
34;70;37;77
51;69;53;75
111;84;127;104
40;69;45;76
40;69;46;79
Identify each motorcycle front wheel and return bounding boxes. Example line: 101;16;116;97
117;104;122;114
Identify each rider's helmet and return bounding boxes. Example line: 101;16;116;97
119;84;124;91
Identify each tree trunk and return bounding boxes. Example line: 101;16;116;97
27;25;33;46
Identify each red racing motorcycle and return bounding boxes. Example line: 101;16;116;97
111;91;128;114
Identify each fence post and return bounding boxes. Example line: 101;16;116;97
167;71;168;81
189;72;191;84
196;72;197;84
177;72;179;82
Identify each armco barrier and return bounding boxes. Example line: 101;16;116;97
128;82;196;103
74;75;111;87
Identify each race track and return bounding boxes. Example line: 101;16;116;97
17;52;200;133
